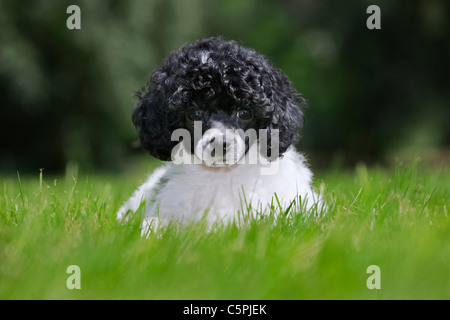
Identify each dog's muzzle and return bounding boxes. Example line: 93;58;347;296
194;128;246;167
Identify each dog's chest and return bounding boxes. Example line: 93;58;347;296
151;165;263;220
146;152;313;222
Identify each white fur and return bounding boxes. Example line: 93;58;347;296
117;147;323;235
200;50;210;64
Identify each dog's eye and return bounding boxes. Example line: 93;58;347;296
187;110;203;121
237;108;252;120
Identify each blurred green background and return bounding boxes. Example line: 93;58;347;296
0;0;449;173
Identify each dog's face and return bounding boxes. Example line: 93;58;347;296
184;92;262;167
133;37;306;167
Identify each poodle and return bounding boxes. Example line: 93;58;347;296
117;37;324;234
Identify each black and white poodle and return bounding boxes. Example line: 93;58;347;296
117;37;324;234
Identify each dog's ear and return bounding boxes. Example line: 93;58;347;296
132;81;177;161
277;97;305;155
267;76;306;157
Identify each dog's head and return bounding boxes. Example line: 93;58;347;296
133;37;306;167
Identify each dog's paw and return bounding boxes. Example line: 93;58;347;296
116;205;131;223
140;217;161;238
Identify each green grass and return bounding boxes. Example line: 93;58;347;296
1;160;449;299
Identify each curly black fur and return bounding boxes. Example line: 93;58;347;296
133;37;306;161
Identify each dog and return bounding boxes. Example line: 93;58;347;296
117;37;324;235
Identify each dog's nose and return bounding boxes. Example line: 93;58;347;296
207;135;233;157
209;140;229;157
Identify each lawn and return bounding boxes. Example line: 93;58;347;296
0;159;449;299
